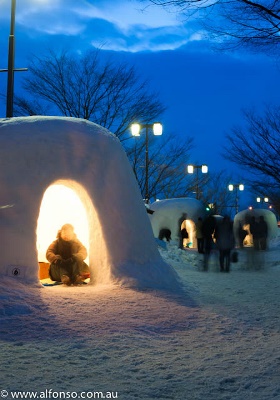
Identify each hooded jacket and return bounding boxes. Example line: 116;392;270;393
46;231;87;263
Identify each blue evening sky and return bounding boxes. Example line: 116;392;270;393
1;0;279;205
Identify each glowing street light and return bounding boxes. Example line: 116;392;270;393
187;164;208;199
228;183;244;214
256;197;269;204
130;122;163;203
228;184;244;192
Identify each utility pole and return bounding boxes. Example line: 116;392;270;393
0;0;28;117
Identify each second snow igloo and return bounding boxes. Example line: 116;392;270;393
0;116;179;290
149;198;207;248
234;208;278;248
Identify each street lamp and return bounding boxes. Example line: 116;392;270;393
130;122;163;203
256;197;269;205
0;0;28;117
187;164;208;199
228;183;244;214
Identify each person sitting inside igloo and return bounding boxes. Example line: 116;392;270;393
46;223;90;285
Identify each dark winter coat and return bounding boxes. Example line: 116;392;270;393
46;234;87;264
258;216;268;238
195;218;204;239
202;215;216;239
215;217;235;250
250;217;261;239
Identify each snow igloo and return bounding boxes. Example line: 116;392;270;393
234;208;278;248
149;198;207;248
0;116;179;290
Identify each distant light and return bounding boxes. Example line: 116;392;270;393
131;123;141;136
248;206;253;210
264;197;269;202
187;165;194;174
153;123;163;136
229;183;244;191
201;165;208;173
256;197;261;203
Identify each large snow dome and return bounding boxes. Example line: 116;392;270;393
0;116;179;290
149;198;207;248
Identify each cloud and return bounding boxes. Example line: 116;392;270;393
81;0;206;52
14;0;87;36
0;0;207;52
75;0;181;31
89;26;205;53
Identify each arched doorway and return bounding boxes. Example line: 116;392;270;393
36;179;107;283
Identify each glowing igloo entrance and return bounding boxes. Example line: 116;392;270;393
36;179;104;282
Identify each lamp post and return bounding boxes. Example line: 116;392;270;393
187;164;208;199
6;0;16;118
256;197;269;206
0;0;28;117
130;122;163;203
228;183;244;214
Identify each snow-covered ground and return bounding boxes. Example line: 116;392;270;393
1;234;280;400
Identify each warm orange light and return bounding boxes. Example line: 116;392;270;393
36;184;89;263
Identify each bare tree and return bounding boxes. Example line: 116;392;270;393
143;0;280;213
14;48;199;200
184;169;234;214
14;49;165;142
145;0;280;53
127;134;194;201
224;104;280;214
203;171;237;216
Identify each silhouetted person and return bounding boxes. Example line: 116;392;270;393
259;215;268;250
47;223;89;285
158;228;171;242
250;216;261;250
215;216;235;272
195;217;204;254
201;215;216;271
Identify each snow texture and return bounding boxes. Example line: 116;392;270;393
0;116;178;290
1;234;280;399
1;116;280;399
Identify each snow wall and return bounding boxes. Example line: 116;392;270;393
0;116;180;290
149;198;207;247
234;208;278;247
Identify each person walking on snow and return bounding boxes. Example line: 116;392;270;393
258;215;268;250
214;215;235;272
201;215;216;271
195;217;204;254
